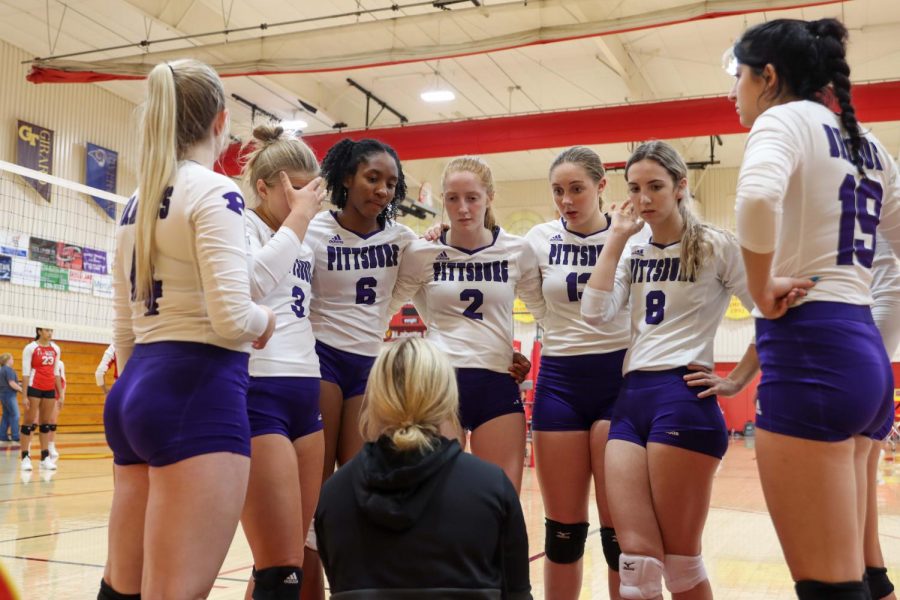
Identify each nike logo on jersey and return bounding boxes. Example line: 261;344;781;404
549;234;563;242
328;234;344;245
436;251;450;261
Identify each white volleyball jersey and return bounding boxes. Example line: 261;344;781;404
245;210;319;378
525;218;650;356
112;161;269;367
736;100;900;307
305;211;417;357
583;229;753;374
390;228;546;373
872;232;900;356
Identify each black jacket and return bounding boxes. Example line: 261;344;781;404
315;437;532;600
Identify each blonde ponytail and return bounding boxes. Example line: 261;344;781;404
133;59;226;302
676;194;713;282
360;338;460;453
134;63;177;302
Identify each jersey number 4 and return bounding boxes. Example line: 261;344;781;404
837;175;883;268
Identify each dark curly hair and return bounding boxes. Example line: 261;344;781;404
732;18;864;177
320;138;406;225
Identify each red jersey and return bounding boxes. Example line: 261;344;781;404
23;341;61;391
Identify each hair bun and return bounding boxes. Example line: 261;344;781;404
807;18;847;42
252;124;285;145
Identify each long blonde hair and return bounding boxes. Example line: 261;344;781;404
626;141;712;282
360;338;460;453
133;59;226;301
442;156;498;230
241;124;319;209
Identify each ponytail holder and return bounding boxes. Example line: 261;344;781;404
167;63;176;77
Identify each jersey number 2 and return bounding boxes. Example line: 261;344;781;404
461;289;484;321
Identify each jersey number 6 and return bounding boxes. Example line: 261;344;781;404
355;277;377;305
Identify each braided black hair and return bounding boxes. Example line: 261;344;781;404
320;138;407;225
732;18;865;176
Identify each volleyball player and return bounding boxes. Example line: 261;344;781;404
389;156;545;493
99;59;275;600
305;138;417;478
729;18;900;598
241;124;327;599
20;327;62;471
524;147;649;599
581;141;762;600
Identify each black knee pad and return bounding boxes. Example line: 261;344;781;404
252;565;302;600
39;423;52;434
795;579;868;600
20;424;35;436
97;578;141;600
866;566;895;600
600;526;621;571
48;424;57;432
544;518;589;564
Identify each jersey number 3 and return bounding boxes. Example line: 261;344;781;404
837;175;883;268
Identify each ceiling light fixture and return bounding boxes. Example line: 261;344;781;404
420;89;456;103
281;119;309;131
421;68;456;103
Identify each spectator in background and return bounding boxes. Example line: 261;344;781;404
0;353;23;445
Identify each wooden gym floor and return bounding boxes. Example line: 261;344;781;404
1;434;899;599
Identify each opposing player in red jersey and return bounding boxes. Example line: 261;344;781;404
20;327;62;471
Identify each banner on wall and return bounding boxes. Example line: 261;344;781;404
92;273;112;298
56;242;83;270
85;143;118;219
82;247;108;274
16;120;54;202
0;230;28;258
40;263;68;291
725;296;752;320
68;270;92;293
11;258;40;287
29;237;57;264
